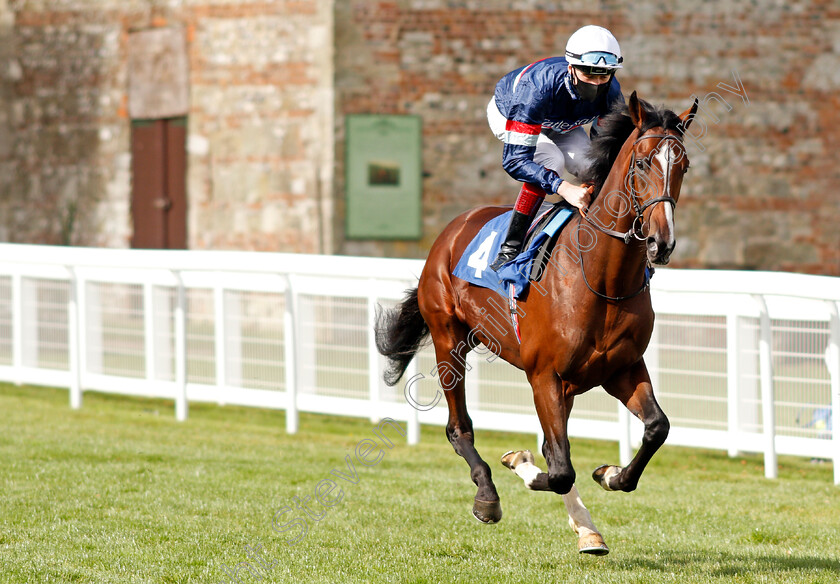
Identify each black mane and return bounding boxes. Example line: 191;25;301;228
579;98;684;193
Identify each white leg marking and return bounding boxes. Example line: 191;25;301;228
602;465;622;491
514;461;542;489
503;452;609;554
561;485;601;539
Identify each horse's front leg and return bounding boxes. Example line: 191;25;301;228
507;368;609;554
530;371;576;495
500;450;609;555
594;359;670;492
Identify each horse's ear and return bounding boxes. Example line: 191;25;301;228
677;97;699;133
628;91;646;128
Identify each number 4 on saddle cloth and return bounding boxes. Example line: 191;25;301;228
452;202;575;300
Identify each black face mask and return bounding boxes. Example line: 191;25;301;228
572;69;613;102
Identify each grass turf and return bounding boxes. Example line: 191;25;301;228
1;384;838;583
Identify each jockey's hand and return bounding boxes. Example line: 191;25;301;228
556;181;593;213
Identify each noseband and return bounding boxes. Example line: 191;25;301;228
578;132;684;302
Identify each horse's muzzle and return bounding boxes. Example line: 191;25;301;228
646;236;675;265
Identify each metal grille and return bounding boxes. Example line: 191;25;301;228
410;341;444;409
772;319;831;439
298;295;368;399
87;282;145;378
226;290;285;391
473;357;533;415
737;318;762;434
186;288;215;385
0;277;13;366
152;286;175;382
572;390;619;423
14;278;72;371
30;279;71;370
650;314;728;430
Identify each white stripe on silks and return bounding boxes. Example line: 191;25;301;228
503;131;540;147
512;68;528;92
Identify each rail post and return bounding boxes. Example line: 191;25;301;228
725;310;741;456
827;300;840;486
11;272;22;386
172;270;188;422
143;281;156;394
753;294;777;479
67;267;82;410
618;402;633;467
367;285;381;423
283;275;298;434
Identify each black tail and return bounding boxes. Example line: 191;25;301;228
374;287;430;386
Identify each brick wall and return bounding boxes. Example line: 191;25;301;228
335;0;840;275
0;1;837;275
0;0;333;252
188;0;333;253
0;1;129;246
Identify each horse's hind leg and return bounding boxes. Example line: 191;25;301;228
594;359;670;492
501;450;608;555
428;317;502;523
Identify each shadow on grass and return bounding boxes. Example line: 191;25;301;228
617;550;840;576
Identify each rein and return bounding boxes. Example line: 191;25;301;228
578;132;683;302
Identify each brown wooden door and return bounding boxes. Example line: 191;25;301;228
130;117;187;249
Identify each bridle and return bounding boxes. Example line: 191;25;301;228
584;132;683;244
578;131;684;302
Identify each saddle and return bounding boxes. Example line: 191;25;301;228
452;202;576;299
522;201;574;283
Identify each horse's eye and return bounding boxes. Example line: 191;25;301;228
635;159;647;169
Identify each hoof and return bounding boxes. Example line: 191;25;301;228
578;532;610;556
500;449;534;470
592;464;621;491
472;499;502;524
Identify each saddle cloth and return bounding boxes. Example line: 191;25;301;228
452;202;575;298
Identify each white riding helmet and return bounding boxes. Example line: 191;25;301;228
565;25;623;71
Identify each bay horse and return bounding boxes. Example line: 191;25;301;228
375;92;697;554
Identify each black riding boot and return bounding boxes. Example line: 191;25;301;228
489;209;535;271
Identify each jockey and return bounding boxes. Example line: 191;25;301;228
487;25;626;271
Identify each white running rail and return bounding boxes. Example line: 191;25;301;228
0;243;837;484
